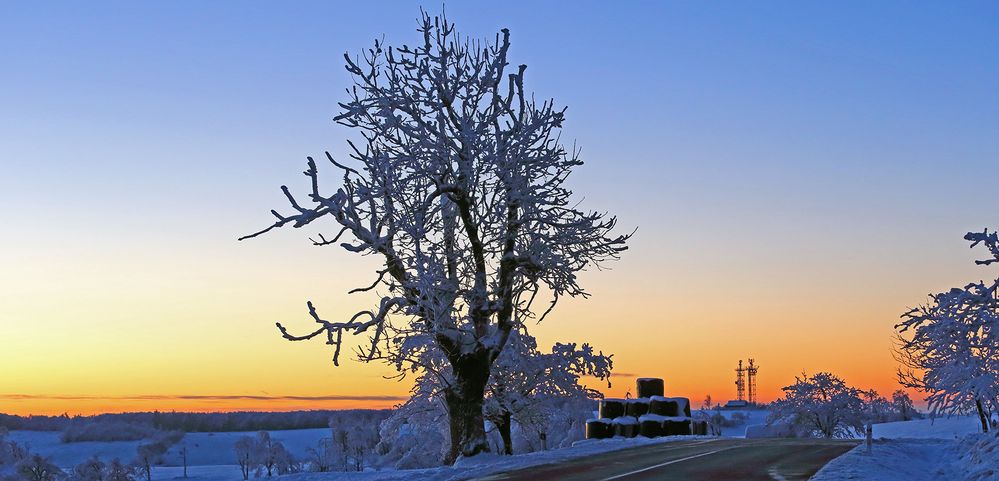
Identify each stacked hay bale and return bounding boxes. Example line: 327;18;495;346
587;377;707;440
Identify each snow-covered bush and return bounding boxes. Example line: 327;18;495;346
896;229;999;433
769;372;865;438
0;430;30;481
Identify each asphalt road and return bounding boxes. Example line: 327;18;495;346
480;438;858;481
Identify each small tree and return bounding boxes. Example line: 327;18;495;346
254;432;289;477
891;390;916;421
102;460;133;481
306;439;334;473
233;437;255;481
895;229;999;433
484;332;612;455
241;9;629;462
769;372;865;438
16;456;63;481
69;458;104;481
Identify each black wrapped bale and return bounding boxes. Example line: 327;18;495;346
625;398;650;417
669;397;692;417
649;396;679;416
636;378;664;398
692;420;708;436
662;419;692;436
638;415;666;438
585;419;612;439
598;398;625;419
612;418;639;438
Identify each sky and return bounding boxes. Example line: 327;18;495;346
1;1;998;416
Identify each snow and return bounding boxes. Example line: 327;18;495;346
872;416;983;439
954;434;999;481
695;409;770;438
7;428;330;469
810;438;954;481
805;417;995;481
135;435;714;481
6;431;144;468
161;429;330;467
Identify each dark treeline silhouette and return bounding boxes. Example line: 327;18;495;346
0;410;391;435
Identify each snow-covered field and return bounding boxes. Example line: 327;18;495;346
873;416;983;440
142;436;714;481
6;431;144;468
7;428;330;469
8;428;715;481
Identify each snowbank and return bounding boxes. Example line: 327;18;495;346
953;434;999;481
811;432;998;481
810;439;953;481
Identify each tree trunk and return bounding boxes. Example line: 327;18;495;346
496;411;513;455
976;398;990;433
444;349;492;464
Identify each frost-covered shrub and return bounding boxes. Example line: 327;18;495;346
375;397;449;469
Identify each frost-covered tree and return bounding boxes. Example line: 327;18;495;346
15;456;63;481
484;331;611;455
241;10;629;461
102;460;133;481
253;432;291;477
374;329;609;462
305;440;334;473
233;437;255;481
69;458;104;481
768;372;865;438
895;229;999;433
891;390;917;421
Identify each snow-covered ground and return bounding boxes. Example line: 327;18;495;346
691;409;769;438
160;429;330;466
812;416;996;481
141;436;715;481
873;416;983;439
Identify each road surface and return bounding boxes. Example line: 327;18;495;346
480;438;858;481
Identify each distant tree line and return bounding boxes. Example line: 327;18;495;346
0;410;391;436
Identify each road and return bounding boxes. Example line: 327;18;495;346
480;438;858;481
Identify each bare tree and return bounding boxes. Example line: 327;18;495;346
242;10;629;461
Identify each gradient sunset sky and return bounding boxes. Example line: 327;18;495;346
2;1;998;415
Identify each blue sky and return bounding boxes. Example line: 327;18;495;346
1;1;998;413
